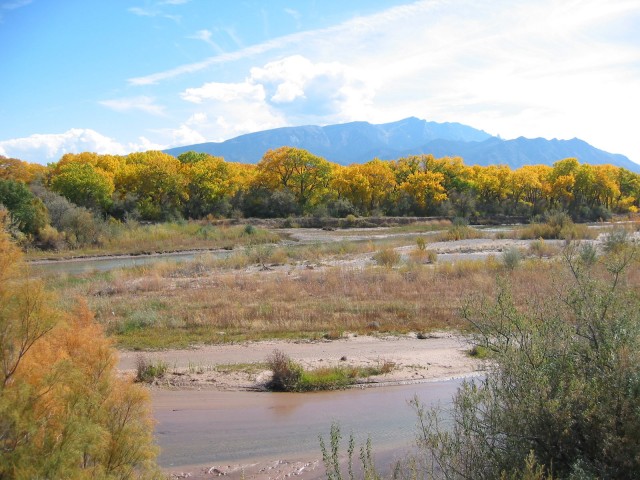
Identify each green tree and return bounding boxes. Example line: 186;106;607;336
115;151;188;221
50;161;115;212
0;179;48;236
182;153;233;218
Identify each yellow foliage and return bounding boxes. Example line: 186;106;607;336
0;228;158;478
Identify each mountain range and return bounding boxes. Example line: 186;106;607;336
164;117;639;173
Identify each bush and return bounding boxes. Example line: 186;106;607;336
501;246;522;270
266;349;303;392
135;356;169;383
414;243;640;479
603;226;631;253
373;248;401;267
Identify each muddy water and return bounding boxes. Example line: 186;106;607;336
152;379;463;468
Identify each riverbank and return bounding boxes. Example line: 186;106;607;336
118;334;482;479
118;332;483;392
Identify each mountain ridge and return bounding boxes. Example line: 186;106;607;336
164;117;639;173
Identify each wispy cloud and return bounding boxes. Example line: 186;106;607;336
188;29;224;53
1;0;32;10
284;7;301;29
0;0;31;22
128;5;180;22
99;96;166;116
128;0;440;85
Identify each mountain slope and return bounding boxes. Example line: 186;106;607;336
164;117;639;172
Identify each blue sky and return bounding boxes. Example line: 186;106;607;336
1;0;639;165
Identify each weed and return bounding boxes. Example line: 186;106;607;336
373;248;401;267
319;423;379;480
502;247;522;270
435;224;485;242
266;350;395;392
266;349;303;392
135;356;168;383
603;226;631;253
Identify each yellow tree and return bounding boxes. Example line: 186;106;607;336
181;153;233;218
0;218;158;478
115;151;188;220
255;147;333;210
470;165;512;208
0;156;46;183
399;170;447;212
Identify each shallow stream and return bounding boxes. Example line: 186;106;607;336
152;378;464;468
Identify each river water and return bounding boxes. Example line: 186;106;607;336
152;378;464;469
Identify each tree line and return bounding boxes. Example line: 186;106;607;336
1;147;639;246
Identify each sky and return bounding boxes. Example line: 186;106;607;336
1;0;639;166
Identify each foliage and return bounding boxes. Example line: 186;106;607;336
255;146;334;211
0;178;48;236
49;159;114;212
319;423;380;480
135;356;169;383
0;226;159;478
414;241;640;479
266;350;394;392
266;349;303;391
31;184;106;248
501;246;522;270
373;247;401;267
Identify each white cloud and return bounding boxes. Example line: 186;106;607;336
179;55;376;128
0;129;165;164
186;112;208;125
168;125;206;146
181;81;265;103
1;0;32;10
99;96;166;116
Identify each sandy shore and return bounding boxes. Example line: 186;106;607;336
118;332;482;391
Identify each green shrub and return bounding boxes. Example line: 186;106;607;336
603;226;631;253
414;243;640;479
501;246;522;270
266;350;394;392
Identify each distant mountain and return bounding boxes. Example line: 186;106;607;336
164;117;639;173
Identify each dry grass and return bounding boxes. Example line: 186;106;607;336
26;222;282;259
40;222;639;351
53;256;575;349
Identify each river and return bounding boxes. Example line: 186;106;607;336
152;378;464;469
